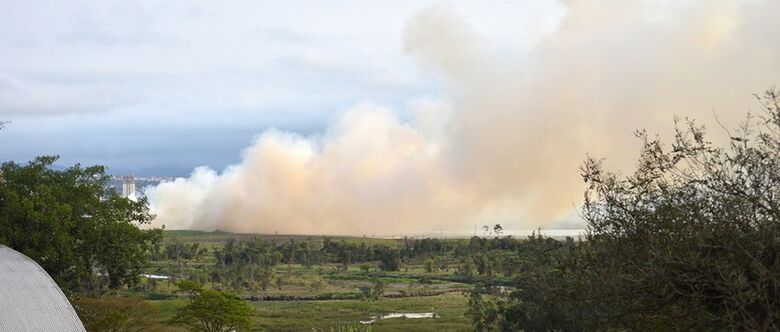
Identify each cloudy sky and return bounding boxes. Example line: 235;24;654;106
0;0;563;176
3;0;778;234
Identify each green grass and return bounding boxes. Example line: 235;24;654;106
253;292;470;331
149;292;470;332
144;232;478;331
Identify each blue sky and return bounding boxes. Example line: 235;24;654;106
0;0;564;176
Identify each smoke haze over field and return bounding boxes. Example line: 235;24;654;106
147;0;780;234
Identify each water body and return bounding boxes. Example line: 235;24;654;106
360;312;436;324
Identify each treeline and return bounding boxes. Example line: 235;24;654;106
152;233;543;292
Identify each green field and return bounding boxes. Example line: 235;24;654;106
130;230;479;331
149;292;470;331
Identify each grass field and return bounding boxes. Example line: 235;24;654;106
135;230;478;331
150;292;470;331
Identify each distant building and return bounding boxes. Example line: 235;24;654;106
121;175;136;197
0;245;86;331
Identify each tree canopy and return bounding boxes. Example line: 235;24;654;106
0;156;161;293
467;89;780;330
171;280;254;332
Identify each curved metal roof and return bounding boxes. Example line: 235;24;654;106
0;245;86;331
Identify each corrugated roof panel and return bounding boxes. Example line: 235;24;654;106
0;245;86;332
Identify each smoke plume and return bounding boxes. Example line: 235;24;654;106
147;0;780;235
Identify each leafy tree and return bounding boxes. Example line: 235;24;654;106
371;280;386;300
466;89;780;331
492;224;503;236
359;280;386;301
456;258;475;279
465;284;502;332
0;156;161;293
424;257;436;273
572;89;780;329
375;245;400;271
211;237;281;291
171;280;254;332
259;266;275;291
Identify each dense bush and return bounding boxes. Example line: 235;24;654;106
467;90;780;331
171;280;254;332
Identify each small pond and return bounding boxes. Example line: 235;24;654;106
360;312;437;324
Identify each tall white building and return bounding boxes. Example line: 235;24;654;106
121;175;136;198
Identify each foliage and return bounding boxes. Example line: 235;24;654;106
358;262;373;273
210;238;281;290
466;89;780;331
575;89;780;329
170;280;254;332
371;280;385;300
376;245;401;271
228;292;470;331
424;258;436;273
0;156;161;293
465;284;503;332
359;280;386;301
73;296;165;332
174;232;528;294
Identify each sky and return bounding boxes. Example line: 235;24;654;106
0;0;564;176
2;0;779;235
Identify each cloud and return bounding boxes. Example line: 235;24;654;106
0;74;144;115
142;0;778;234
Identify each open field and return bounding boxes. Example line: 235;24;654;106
125;230;486;331
150;292;470;331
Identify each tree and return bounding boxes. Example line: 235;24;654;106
259;266;274;291
171;280;254;332
573;89;780;330
371;280;386;300
465;284;502;332
0;156;161;293
492;224;503;236
466;89;780;331
424;257;436;273
359;280;386;301
375;245;400;271
456;258;474;279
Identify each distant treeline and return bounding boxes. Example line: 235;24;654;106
150;233;546;291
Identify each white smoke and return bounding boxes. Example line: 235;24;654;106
147;0;780;234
